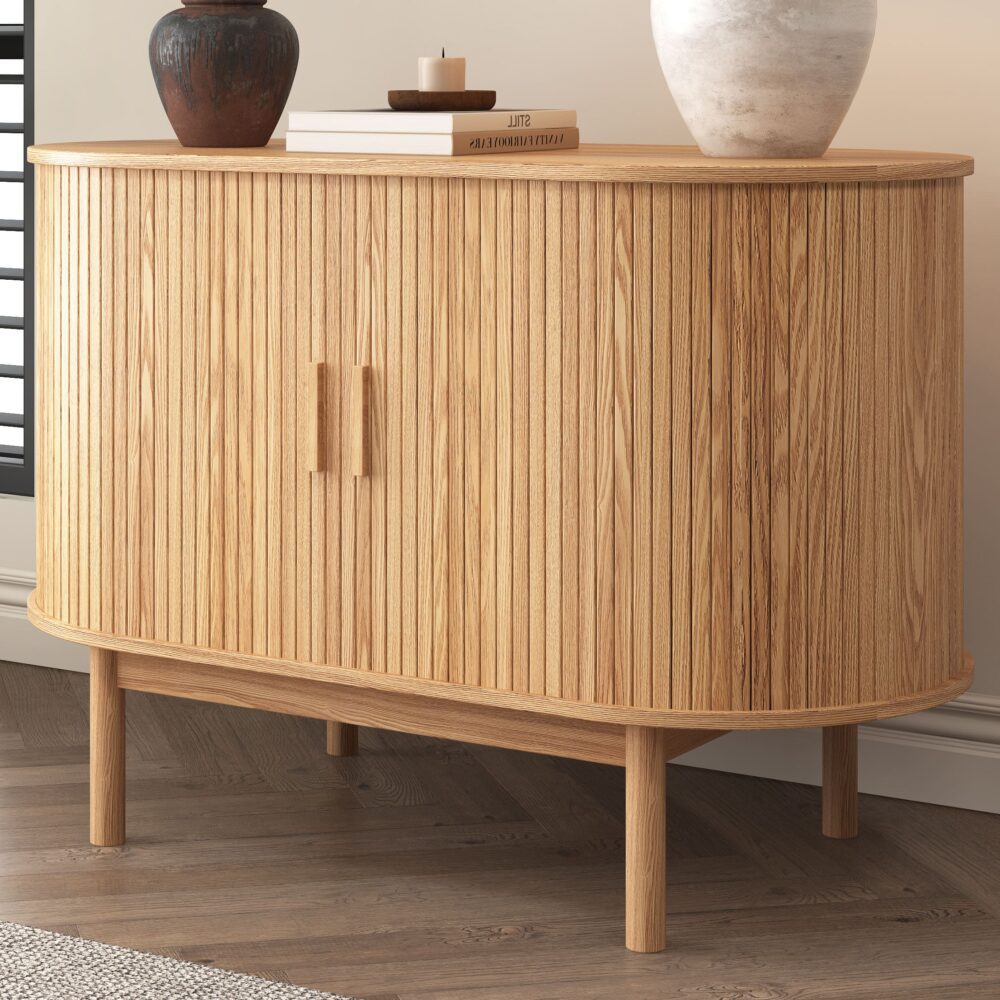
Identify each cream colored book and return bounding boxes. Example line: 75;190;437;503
288;108;577;134
285;127;580;157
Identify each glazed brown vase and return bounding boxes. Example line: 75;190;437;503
150;0;299;148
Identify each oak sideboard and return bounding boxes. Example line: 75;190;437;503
27;141;974;953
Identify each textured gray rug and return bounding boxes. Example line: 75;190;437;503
0;923;353;999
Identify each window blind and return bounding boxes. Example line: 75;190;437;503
0;0;32;496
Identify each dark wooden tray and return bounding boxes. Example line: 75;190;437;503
388;90;497;112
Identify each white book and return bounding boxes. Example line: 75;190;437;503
287;108;577;135
285;128;580;157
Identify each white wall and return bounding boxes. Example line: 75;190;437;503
2;0;998;808
0;493;87;668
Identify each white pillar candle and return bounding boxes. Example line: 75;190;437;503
418;52;467;93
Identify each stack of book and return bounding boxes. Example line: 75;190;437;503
286;109;579;157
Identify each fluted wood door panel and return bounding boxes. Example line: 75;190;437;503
34;164;965;716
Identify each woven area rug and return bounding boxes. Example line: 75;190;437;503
0;923;353;1000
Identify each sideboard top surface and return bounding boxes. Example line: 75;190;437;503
28;141;974;185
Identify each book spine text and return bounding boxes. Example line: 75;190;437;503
456;128;580;155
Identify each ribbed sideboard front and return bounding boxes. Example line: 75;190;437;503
29;143;971;725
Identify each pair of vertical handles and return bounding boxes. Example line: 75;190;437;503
305;362;369;478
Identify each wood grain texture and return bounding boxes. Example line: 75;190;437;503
30;597;975;733
325;721;359;758
823;725;860;839
625;726;667;953
32;164;968;726
89;648;124;847
304;362;326;474
29;142;975;184
115;653;725;769
350;365;370;478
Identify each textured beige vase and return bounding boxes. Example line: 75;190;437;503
652;0;877;158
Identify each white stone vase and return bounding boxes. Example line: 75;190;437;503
651;0;878;158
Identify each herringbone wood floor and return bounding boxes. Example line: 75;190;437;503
1;660;999;1000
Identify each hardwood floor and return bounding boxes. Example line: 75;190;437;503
1;659;999;999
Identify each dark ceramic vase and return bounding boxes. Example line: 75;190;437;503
150;0;299;148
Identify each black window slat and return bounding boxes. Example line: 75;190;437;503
0;27;25;61
0;5;32;496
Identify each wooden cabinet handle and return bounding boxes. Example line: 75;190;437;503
305;361;326;473
351;365;370;477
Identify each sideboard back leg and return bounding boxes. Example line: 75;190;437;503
625;726;668;953
326;721;359;757
822;724;859;839
90;648;126;847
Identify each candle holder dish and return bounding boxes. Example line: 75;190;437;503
388;90;497;112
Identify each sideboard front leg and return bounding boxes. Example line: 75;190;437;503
625;726;668;953
326;721;359;757
822;724;859;839
90;648;125;847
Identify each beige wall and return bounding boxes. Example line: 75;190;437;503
23;0;1000;693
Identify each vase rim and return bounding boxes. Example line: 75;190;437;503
181;0;268;7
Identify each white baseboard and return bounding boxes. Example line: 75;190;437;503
3;566;998;814
673;689;1000;815
0;569;88;671
677;718;1000;815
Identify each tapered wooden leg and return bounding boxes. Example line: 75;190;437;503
326;721;359;757
822;725;859;839
625;726;668;953
90;648;125;847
